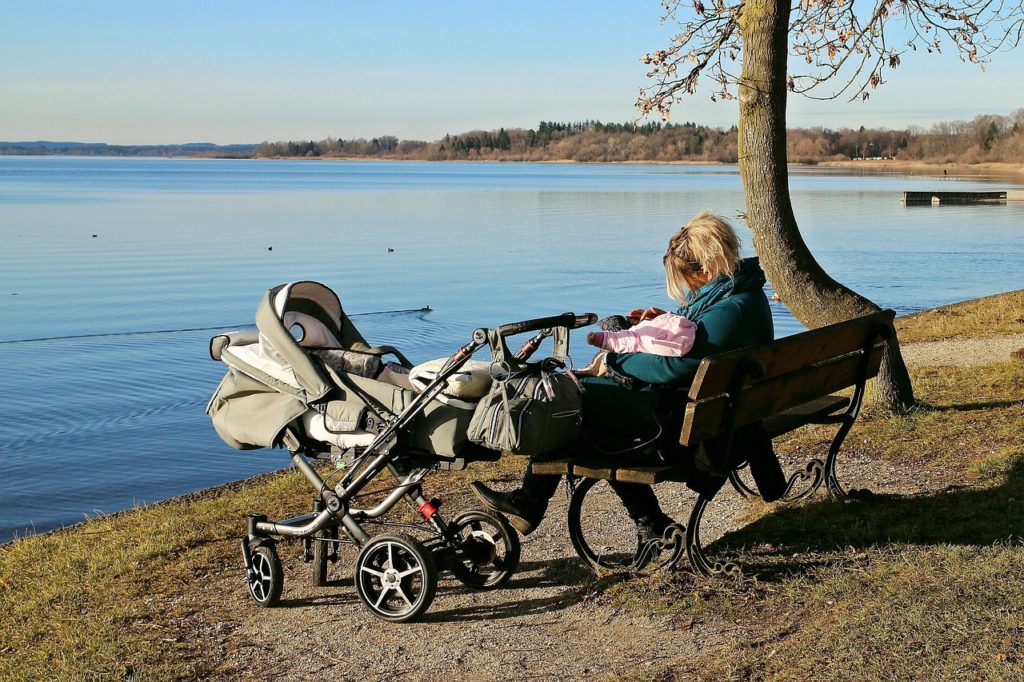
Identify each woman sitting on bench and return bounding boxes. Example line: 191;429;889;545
473;212;775;543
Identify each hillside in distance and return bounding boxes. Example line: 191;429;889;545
0;141;258;157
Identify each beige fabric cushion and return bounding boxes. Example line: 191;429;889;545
409;358;492;402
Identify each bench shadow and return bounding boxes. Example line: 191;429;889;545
706;458;1024;580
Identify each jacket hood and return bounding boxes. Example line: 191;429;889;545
728;257;768;293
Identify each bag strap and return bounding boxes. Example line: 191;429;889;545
488;325;571;370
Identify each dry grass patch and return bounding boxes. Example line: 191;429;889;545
0;454;520;680
897;289;1024;343
0;472;322;680
611;446;1024;680
776;360;1023;472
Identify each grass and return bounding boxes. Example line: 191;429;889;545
896;289;1024;343
1;290;1022;680
0;472;311;680
0;454;526;680
778;359;1024;472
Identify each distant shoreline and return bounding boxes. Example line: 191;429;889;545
235;155;1024;177
5;152;1024;179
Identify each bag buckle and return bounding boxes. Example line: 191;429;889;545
489;360;511;383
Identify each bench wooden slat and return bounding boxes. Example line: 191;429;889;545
681;348;882;445
571;461;617;480
613;465;678;485
762;395;850;438
530;460;572;476
687;310;894;401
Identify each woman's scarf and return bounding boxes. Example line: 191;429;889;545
677;257;766;321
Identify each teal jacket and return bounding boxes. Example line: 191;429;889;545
604;257;774;386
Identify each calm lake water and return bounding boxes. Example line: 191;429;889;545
1;157;1022;541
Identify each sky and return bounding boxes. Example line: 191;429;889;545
1;1;1022;144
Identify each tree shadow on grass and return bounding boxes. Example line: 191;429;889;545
924;399;1022;413
707;457;1024;580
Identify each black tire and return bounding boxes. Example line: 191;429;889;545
247;544;283;607
353;534;438;623
311;527;330;587
447;509;521;590
567;478;640;572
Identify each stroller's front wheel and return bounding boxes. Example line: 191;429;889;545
448;509;521;590
354;534;438;623
247;544;283;607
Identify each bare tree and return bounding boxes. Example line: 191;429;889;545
639;0;1024;411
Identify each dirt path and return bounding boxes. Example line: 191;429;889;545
172;451;954;681
170;335;1014;680
900;333;1024;367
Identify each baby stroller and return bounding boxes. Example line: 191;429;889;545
206;281;593;622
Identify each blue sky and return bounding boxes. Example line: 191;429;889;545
1;1;1021;144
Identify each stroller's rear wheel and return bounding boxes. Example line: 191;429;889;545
247;544;283;607
448;509;521;590
354;534;438;623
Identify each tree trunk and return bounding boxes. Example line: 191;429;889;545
736;0;915;412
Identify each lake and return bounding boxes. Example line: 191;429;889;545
1;156;1022;542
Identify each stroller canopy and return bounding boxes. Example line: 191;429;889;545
232;281;373;403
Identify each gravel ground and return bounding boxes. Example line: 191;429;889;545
899;333;1024;367
167;334;1015;680
172;453;954;681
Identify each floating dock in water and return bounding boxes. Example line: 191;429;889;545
902;191;1007;205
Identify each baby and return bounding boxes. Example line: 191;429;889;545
575;308;696;378
587;312;696;356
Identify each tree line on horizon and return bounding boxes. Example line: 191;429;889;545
255;110;1024;165
0;141;257;157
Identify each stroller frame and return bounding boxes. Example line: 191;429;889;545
238;311;595;622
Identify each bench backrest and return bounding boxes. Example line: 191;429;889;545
679;310;895;446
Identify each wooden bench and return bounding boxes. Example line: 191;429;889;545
533;309;896;577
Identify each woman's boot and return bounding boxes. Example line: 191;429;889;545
471;466;561;535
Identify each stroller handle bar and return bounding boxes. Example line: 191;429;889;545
491;312;596;339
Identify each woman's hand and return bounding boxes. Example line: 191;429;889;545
627;306;667;323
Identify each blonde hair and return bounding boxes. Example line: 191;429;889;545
663;211;742;303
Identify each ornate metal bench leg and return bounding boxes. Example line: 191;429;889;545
684;495;743;579
781;458;825;500
659;523;687;571
728;466;758;499
822;417;873;500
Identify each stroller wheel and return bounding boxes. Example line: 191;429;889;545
247;544;283;607
311;525;337;587
354;534;438;623
448;509;521;590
